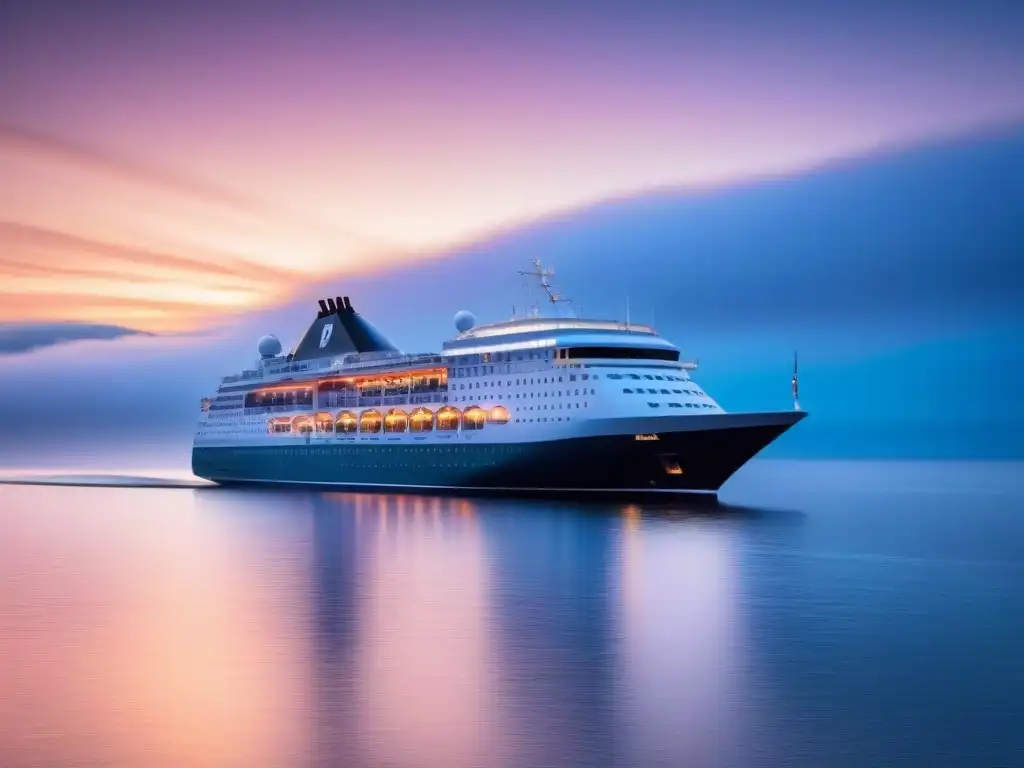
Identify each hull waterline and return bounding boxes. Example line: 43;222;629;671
193;410;806;496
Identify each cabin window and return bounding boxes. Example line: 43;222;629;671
488;405;510;425
313;412;334;432
268;417;292;434
359;409;382;433
384;408;408;433
463;406;486;430
409;407;433;432
437;406;460;431
336;411;358;433
293;414;314;433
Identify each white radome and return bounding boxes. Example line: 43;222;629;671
454;310;476;333
258;334;283;358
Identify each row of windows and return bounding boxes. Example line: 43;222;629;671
607;373;689;382
318;377;446;396
623;387;705;396
457;373;594;387
649;402;716;410
268;405;510;435
564;346;680;361
245;389;314;409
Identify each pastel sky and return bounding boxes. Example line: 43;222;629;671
2;0;1023;331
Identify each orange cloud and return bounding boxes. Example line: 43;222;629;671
0;220;302;331
0;126;363;331
0;123;389;252
0;291;248;332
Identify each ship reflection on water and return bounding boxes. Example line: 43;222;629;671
4;462;1021;768
297;490;756;768
0;484;779;768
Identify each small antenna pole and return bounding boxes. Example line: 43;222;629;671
791;350;801;411
625;295;631;330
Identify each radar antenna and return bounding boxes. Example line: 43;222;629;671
517;259;575;317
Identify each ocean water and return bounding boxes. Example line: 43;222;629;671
1;460;1022;768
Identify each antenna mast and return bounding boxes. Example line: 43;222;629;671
518;259;575;316
791;351;801;411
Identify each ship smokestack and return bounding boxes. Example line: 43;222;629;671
290;292;399;360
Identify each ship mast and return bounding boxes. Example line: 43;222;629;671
792;351;801;411
517;259;575;317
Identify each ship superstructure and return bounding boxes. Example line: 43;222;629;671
192;262;806;493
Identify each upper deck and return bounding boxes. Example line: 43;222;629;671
217;351;446;392
452;317;657;341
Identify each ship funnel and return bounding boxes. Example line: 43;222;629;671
289;293;400;361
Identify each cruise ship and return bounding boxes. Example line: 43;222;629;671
191;261;807;494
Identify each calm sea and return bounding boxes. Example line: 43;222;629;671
1;460;1022;768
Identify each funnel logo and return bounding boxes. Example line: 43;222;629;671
319;323;334;348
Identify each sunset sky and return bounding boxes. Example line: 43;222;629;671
3;0;1023;331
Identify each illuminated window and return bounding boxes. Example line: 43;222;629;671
267;416;292;434
292;414;314;433
336;411;358;433
384;408;408;433
410;407;434;432
463;406;486;430
437;406;460;431
488;406;510;424
314;412;334;432
661;458;683;475
359;409;382;433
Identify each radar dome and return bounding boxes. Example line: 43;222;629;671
258;334;282;358
453;310;476;333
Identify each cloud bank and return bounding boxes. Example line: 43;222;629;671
0;322;150;356
1;128;1022;464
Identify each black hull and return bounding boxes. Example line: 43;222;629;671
192;413;804;495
